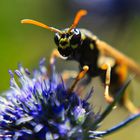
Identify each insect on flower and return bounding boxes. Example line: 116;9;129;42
21;9;140;114
0;58;140;140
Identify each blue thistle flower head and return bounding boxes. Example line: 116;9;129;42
0;58;140;140
0;59;97;140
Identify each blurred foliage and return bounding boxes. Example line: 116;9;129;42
0;0;140;139
0;0;67;91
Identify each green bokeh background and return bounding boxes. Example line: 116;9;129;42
0;0;140;140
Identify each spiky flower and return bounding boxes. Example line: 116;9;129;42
0;58;140;140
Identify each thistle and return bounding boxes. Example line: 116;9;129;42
0;58;140;140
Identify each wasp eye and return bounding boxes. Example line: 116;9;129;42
74;29;79;35
70;29;81;45
54;34;60;46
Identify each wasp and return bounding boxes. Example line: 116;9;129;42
21;10;140;114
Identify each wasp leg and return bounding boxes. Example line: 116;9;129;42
68;65;89;93
50;49;61;65
61;70;78;83
50;49;80;82
123;91;140;114
100;63;114;103
75;73;92;95
98;55;115;103
48;49;64;75
116;64;140;114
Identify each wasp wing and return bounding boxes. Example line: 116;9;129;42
80;28;140;76
96;39;140;76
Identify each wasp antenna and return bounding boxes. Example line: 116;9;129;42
21;19;62;34
68;10;87;33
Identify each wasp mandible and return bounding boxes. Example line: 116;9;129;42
21;10;140;114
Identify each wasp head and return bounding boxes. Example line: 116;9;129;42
54;28;81;57
21;10;87;57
